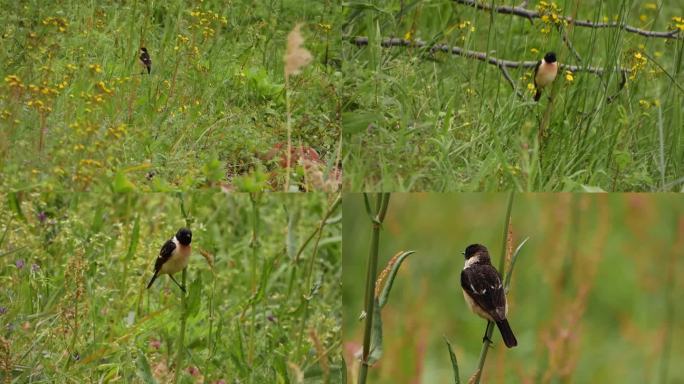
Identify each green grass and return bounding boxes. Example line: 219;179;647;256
342;193;684;383
0;191;341;382
341;0;683;192
0;0;341;192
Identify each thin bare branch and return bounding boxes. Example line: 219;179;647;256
353;37;630;75
453;0;681;39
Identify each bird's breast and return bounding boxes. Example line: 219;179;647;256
159;246;191;275
535;63;558;87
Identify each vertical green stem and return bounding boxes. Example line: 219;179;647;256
248;193;261;383
358;193;390;384
173;268;188;384
295;195;342;354
474;191;514;384
174;193;191;384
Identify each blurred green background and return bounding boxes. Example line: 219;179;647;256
1;192;341;383
343;193;684;383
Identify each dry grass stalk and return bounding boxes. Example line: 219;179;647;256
284;23;313;79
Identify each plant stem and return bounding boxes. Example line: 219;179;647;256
174;193;191;384
248;193;260;382
474;191;514;384
173;267;188;384
284;76;292;192
295;194;342;354
358;193;390;384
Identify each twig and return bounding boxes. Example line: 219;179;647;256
352;37;630;100
352;37;630;75
453;0;681;39
559;25;582;63
497;64;524;97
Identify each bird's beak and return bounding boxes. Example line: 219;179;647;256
461;251;465;256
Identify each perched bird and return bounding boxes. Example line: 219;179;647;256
147;228;192;292
460;244;518;348
533;52;558;102
139;47;152;74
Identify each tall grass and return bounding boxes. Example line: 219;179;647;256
0;0;341;192
0;191;341;382
341;0;683;191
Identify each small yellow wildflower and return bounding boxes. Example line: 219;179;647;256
565;70;574;82
530;48;539;54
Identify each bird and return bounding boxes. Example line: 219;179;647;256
139;47;152;74
460;243;518;348
533;51;558;102
147;227;192;292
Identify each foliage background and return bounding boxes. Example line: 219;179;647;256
0;191;341;383
342;0;683;192
1;0;341;192
343;193;684;383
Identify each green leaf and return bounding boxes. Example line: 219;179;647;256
186;274;203;318
135;349;156;383
581;185;606;193
125;215;140;261
504;237;529;291
113;171;136;193
378;250;415;308
7;192;26;222
203;157;224;183
367;297;383;365
444;336;461;384
342;111;383;136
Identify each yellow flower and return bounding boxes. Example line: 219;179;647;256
565;70;574;82
644;3;657;10
639;14;648;22
638;99;650;108
530;48;539;54
404;30;412;40
527;83;535;92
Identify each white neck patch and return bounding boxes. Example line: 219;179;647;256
464;255;480;269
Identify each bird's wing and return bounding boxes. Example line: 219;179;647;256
461;264;507;321
154;239;176;272
140;52;151;66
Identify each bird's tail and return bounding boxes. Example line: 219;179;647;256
146;272;159;289
496;319;518;348
534;88;542;102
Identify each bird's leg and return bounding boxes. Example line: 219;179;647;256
168;274;186;293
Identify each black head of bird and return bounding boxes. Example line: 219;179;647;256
176;227;192;245
544;52;557;63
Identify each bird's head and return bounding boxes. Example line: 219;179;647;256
140;47;148;53
462;243;490;261
544;52;557;64
176;227;192;246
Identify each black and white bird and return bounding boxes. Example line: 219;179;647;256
460;244;518;348
139;47;152;74
147;228;192;292
533;52;558;102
